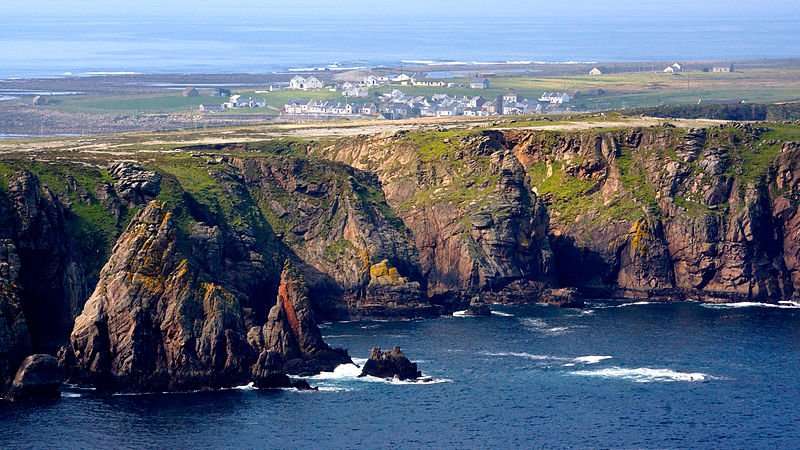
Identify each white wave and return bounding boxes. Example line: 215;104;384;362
452;310;468;317
61;392;82;398
701;301;800;310
232;382;256;391
482;351;560;361
308;362;450;385
571;367;715;383
482;352;612;366
322;334;358;339
615;301;656;307
573;355;613;365
491;311;515;317
316;386;353;392
520;318;585;335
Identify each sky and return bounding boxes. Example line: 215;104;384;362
0;0;797;18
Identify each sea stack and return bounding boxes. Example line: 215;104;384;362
251;261;352;377
359;346;421;381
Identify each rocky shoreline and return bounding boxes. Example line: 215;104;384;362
2;121;800;399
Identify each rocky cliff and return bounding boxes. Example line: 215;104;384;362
68;201;254;391
3;119;800;394
506;123;800;301
313;129;555;305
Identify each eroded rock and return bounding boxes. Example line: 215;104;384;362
359;346;421;381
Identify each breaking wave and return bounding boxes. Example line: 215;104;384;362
701;301;800;310
452;310;515;317
481;351;612;366
519;318;586;335
570;367;716;383
308;361;451;385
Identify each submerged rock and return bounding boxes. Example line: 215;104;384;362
6;354;63;402
359;346;421;381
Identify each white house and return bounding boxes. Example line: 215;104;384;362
663;66;676;74
342;84;369;97
470;78;490;89
289;76;325;90
392;74;414;84
538;92;571;105
671;63;683;72
589;67;603;76
503;91;518;103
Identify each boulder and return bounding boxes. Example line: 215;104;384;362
541;288;584;308
6;354;63;401
359;346;421;381
464;296;492;316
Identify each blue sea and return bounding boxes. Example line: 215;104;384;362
2;301;799;449
0;14;799;79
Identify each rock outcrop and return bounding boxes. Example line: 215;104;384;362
6;354;63;402
250;262;351;377
359;346;421;380
69;201;253;392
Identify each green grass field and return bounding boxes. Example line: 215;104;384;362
38;68;800;115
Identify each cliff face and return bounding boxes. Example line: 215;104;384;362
507;123;798;301
69;202;253;391
313;130;555;304
231;155;431;317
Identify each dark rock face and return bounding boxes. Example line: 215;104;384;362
7;354;63;402
0;238;30;388
69;201;253;392
250;351;313;390
360;347;421;381
232;156;434;318
251;263;351;377
5;171;90;353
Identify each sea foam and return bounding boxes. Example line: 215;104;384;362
481;351;612;365
701;301;800;310
570;367;715;383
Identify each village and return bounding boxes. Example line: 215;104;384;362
199;73;573;120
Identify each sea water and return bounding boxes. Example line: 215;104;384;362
2;301;799;449
0;14;799;79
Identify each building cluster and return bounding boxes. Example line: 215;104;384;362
288;73;491;94
282;88;573;119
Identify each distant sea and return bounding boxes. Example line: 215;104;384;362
0;14;798;79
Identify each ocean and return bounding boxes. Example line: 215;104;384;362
0;14;798;79
2;301;799;449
